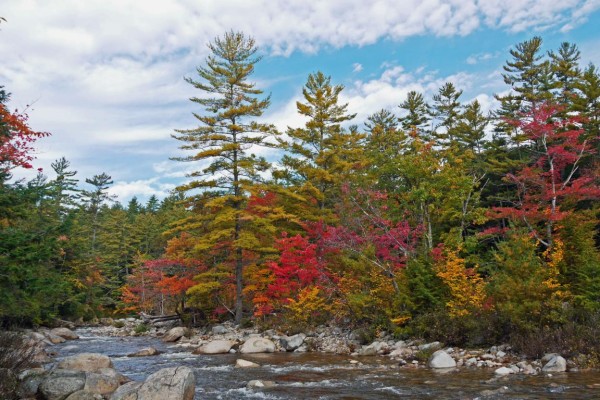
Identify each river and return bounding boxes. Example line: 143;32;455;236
50;328;600;399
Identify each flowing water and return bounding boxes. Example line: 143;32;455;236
51;328;600;399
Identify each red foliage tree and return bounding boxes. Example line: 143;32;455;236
0;95;49;176
491;103;600;248
122;258;203;315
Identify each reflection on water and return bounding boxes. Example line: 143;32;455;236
52;328;600;399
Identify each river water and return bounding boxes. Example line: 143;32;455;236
51;328;600;399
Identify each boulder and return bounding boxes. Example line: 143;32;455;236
247;380;276;389
236;359;260;368
98;368;131;385
58;353;113;372
109;382;142;400
65;390;103;400
280;334;306;352
136;366;195;400
38;369;86;400
162;327;188;342
542;355;567;372
51;328;79;340
0;368;18;396
17;368;47;398
494;367;515;375
428;350;457;369
240;337;276;354
84;372;120;396
193;340;236;355
211;325;228;334
128;347;161;357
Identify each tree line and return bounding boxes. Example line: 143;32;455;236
1;32;599;353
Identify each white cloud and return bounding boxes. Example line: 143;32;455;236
2;0;598;201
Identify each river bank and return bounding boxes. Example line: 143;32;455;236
7;319;600;399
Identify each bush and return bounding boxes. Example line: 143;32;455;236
134;323;149;334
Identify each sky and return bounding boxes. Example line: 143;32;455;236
1;0;600;203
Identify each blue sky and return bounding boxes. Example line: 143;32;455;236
1;0;599;202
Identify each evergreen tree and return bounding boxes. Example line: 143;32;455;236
398;90;430;139
172;31;278;324
277;71;360;220
431;82;463;147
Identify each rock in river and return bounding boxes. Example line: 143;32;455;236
240;337;276;354
428;350;457;369
136;366;195;400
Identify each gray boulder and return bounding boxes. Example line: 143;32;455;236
109;382;142;400
65;390;103;400
57;353;113;372
137;366;195;400
17;368;47;398
127;347;161;357
84;372;120;396
193;340;236;355
38;369;86;400
240;337;276;354
280;334;306;351
162;327;188;342
247;380;276;389
542;354;567;372
51;328;79;340
428;350;457;369
211;325;228;334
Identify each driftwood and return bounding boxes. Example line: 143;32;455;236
139;312;180;324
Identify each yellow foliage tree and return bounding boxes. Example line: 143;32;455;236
435;247;486;317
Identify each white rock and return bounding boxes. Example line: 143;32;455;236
247;380;276;389
428;350;456;369
240;337;276;354
193;340;236;355
494;367;515;375
236;359;260;368
128;347;160;357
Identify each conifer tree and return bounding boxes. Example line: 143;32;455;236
277;71;360;220
398;90;430;139
172;31;278;324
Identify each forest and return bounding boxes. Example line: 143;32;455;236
1;32;599;354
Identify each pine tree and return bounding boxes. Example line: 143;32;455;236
431;82;463;147
172;31;278;324
398;90;430;139
277;71;360;220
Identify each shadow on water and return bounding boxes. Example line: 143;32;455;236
51;328;600;399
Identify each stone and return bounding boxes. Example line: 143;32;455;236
58;353;113;372
247;380;276;389
65;390;104;400
109;382;142;400
280;333;306;351
51;328;79;340
127;347;161;357
418;341;442;351
84;372;120;396
428;350;457;369
43;331;67;344
542;355;567;372
137;366;195;400
162;327;188;342
236;359;260;368
240;337;276;354
494;367;515;375
17;369;47;398
38;370;86;400
211;325;228;334
193;340;236;355
98;368;131;385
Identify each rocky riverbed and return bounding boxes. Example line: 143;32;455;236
8;318;600;399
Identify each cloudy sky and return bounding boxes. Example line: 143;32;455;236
2;0;599;203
